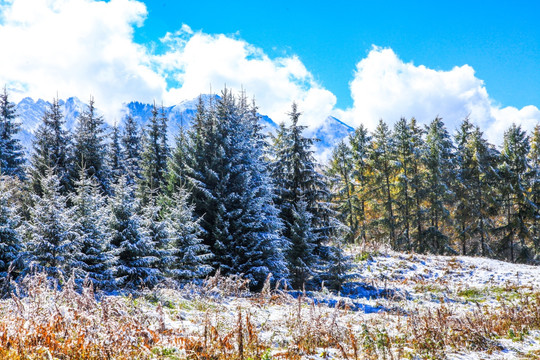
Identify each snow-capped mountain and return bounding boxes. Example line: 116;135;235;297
14;95;353;160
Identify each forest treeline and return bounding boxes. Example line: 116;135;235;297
327;116;540;263
1;86;539;295
0;87;348;293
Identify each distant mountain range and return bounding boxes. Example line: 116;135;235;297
14;95;354;160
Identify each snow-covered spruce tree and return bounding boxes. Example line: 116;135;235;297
349;124;372;244
272;103;346;289
288;200;317;289
0;178;24;281
167;122;191;194
164;187;212;281
0;87;25;179
454;119;499;256
392;118;417;251
107;123;124;184
326;140;356;244
367;119;397;248
70;167;115;289
422;116;455;254
188;90;287;289
73;97;109;192
108;176;161;290
497;124;533;263
26;168;77;279
121;115;142;185
29;97;73;195
139;197;169;281
138;103;169;205
528;124;540;256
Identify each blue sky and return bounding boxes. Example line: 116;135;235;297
0;0;539;142
136;0;540;110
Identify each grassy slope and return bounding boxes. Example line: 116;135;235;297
1;249;540;359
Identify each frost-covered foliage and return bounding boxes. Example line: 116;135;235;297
108;176;161;290
73;97;109;192
26;169;77;279
0;87;25;179
186;90;287;289
0;178;24;279
70;168;115;289
164;187;212;280
121;114;142;184
29;98;73;195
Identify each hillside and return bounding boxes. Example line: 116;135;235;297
1;248;539;359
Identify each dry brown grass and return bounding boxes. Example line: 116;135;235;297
2;271;540;359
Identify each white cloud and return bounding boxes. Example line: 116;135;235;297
0;0;537;142
336;47;540;144
0;0;335;128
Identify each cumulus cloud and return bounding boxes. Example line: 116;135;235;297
0;0;335;127
336;47;540;144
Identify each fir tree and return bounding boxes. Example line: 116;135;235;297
70;167;115;289
326;141;356;243
368;119;396;247
498;124;533;262
139;103;169;204
272;103;342;288
0;178;24;281
349;124;372;244
26;169;77;279
406;118;426;252
165;188;212;280
30;98;72;195
167;121;191;194
108;123;124;183
108;176;160;289
287;200;317;289
0;87;25;179
392;118;416;250
73;97;109;192
188;90;287;288
422;116;455;254
121;115;142;185
528;124;540;256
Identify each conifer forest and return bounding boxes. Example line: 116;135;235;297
1;85;540;294
2;86;540;359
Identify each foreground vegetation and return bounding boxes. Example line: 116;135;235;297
1;248;540;360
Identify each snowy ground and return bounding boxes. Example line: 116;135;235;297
2;250;540;359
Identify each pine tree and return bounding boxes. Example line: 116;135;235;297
167;122;191;194
139;198;169;282
0;87;25;179
121;115;142;185
165;188;212;281
407;118;426;252
454;119;499;256
326;141;356;243
108;176;160;289
139;103;169;204
26;169;77;279
288;201;317;289
0;177;24;281
108;123;124;183
30;98;72;195
272;103;342;288
528;124;540;256
70;167;115;289
349;124;372;244
422;116;455;254
188;90;287;288
368;119;396;247
392;118;416;250
73;97;109;192
498;124;533;262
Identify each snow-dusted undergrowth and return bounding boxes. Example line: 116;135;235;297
1;249;540;359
